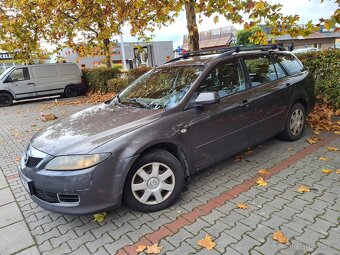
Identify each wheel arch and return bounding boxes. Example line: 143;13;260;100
0;90;15;99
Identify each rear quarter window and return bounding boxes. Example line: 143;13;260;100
275;54;303;75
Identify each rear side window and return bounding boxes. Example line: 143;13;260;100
244;55;283;87
275;54;303;75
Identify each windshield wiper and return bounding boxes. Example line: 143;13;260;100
113;94;124;107
121;98;152;109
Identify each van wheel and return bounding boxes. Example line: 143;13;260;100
279;103;306;141
65;86;79;97
0;93;13;107
123;150;185;212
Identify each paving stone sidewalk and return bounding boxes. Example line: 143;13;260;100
0;97;339;255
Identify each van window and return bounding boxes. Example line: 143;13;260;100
275;54;303;75
34;66;57;78
197;60;246;98
9;68;30;81
244;56;281;87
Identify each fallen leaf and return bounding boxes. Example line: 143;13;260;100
258;169;269;175
336;169;340;174
136;245;147;252
244;149;253;155
256;177;268;186
15;157;21;162
319;157;328;161
31;124;37;127
306;137;320;144
272;230;289;244
334;131;340;135
197;234;216;250
287;147;294;151
145;243;163;254
328;147;339;151
233;154;243;162
313;130;321;135
93;212;107;223
237;203;248;209
297;185;310;193
322;169;332;174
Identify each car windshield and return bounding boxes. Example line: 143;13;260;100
118;65;204;109
0;66;14;80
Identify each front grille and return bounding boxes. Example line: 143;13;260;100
35;188;59;203
26;156;43;167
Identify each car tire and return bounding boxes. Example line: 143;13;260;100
123;150;185;212
65;86;79;97
0;92;13;107
279;103;306;141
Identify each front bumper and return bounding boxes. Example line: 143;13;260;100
19;154;138;215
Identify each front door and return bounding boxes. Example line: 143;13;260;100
6;67;36;98
187;59;255;169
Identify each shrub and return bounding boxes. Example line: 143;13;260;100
127;66;152;80
82;66;120;93
107;77;129;92
296;49;340;109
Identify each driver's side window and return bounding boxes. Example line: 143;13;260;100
8;68;30;82
197;60;245;98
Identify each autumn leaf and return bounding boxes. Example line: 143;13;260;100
322;169;332;174
313;130;321;135
233;154;243;162
336;169;340;174
272;230;289;244
237;203;248;210
136;244;147;252
334;131;340;135
93;212;107;223
319;157;328;161
287;147;293;151
328;147;339;152
258;169;269;175
15;157;21;162
145;243;163;254
197;234;216;250
256;177;268;186
297;185;310;193
306;137;320;144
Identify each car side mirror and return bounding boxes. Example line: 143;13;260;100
194;92;220;106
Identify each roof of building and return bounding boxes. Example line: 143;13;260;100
182;26;237;50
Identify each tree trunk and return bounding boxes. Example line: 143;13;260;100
185;0;199;51
103;38;111;67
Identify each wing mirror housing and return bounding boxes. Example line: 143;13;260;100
194;92;220;106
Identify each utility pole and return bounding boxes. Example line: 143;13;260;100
120;34;127;70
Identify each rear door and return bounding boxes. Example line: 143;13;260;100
6;67;36;98
242;54;289;143
187;58;255;169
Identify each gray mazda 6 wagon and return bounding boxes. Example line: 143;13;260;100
19;45;315;214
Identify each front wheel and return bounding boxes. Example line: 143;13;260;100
123;150;185;212
279;103;306;141
0;93;13;107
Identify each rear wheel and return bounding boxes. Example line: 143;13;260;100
0;93;13;107
279;103;306;141
65;86;79;97
123;150;185;212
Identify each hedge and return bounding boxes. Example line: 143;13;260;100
82;66;120;93
107;66;152;93
296;49;340;110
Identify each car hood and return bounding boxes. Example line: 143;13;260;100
31;104;164;156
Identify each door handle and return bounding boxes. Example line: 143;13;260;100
27;82;35;85
239;100;251;107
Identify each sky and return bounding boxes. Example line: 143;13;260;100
114;0;338;49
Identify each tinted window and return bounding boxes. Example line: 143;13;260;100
198;60;245;97
275;54;303;75
9;68;30;81
244;56;281;87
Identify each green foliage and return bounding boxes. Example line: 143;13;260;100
82;66;120;93
237;26;263;45
106;66;153;93
296;49;340;109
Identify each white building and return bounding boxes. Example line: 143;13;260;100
59;41;174;69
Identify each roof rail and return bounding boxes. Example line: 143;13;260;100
166;44;286;63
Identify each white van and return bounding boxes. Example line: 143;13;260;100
0;63;85;106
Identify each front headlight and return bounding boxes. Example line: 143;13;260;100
45;153;111;171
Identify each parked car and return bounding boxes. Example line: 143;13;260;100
0;63;85;106
292;47;318;54
19;45;315;214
